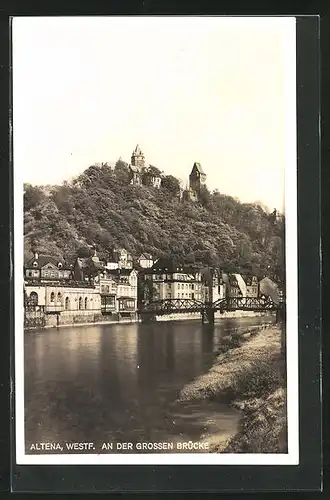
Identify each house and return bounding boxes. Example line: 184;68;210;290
94;272;118;314
24;252;72;282
223;273;243;298
141;258;203;303
73;250;103;282
105;248;133;270
243;275;259;297
106;268;138;317
259;276;281;304
203;268;226;303
137;253;154;269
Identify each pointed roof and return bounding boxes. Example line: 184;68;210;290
133;144;143;156
191;162;205;175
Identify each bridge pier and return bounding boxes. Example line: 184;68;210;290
201;308;214;325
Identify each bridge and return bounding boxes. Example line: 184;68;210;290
138;296;283;324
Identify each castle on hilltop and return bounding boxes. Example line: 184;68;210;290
128;145;162;189
187;162;207;201
126;144;207;200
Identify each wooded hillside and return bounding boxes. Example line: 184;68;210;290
23;161;285;280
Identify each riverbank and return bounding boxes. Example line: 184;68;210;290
178;324;287;453
25;310;276;331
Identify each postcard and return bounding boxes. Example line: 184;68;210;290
13;15;298;466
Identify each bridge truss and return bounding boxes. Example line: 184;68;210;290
138;296;279;316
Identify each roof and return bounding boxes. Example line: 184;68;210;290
76;257;103;270
107;268;136;277
152;258;182;273
191;162;205;176
138;253;153;260
25;255;70;270
151;258;195;274
133;144;143;156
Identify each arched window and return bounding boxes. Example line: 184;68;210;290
85;297;88;309
79;297;83;310
57;292;62;303
29;291;38;306
65;297;70;310
50;292;55;303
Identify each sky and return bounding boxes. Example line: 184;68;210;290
12;16;296;211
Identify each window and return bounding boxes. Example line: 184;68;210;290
85;297;88;309
79;297;83;310
29;292;38;306
65;297;70;310
57;292;62;303
33;262;38;268
192;284;194;290
50;292;55;303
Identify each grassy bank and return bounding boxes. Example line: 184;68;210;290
178;324;287;453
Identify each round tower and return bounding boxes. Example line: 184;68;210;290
131;144;145;170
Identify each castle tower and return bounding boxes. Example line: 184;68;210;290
131;144;145;170
189;162;206;195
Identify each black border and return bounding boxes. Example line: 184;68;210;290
6;15;321;493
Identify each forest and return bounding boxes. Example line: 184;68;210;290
23;160;285;281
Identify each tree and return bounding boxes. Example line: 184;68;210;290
24;184;45;211
77;245;93;258
199;185;212;208
114;159;130;183
161;175;181;196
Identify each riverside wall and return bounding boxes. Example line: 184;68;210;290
25;309;276;330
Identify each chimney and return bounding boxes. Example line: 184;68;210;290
34;252;39;260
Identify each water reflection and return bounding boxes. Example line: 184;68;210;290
24;316;275;452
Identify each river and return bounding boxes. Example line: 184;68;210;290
24;315;275;454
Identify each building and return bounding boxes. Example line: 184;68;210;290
243;275;259;297
203;268;226;303
106;268;138;317
259;276;281;304
131;144;145;170
25;253;72;282
128;145;162;188
140;258;203;304
95;272;118;314
189;162;206;197
223;273;243;298
73;250;103;282
24;282;101;327
137;253;154;269
105;248;133;270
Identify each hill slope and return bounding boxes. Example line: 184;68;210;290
23;162;285;279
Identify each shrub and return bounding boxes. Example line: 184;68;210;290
231;354;283;400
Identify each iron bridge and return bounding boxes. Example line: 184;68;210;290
138;296;279;316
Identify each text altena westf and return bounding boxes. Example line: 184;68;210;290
29;442;95;451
